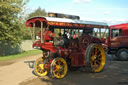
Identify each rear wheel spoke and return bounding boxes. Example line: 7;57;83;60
87;44;106;72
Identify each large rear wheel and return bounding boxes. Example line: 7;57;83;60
33;57;49;77
85;43;106;72
50;57;68;79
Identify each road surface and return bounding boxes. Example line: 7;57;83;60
0;54;42;85
0;55;128;85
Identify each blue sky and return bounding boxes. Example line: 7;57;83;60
26;0;128;25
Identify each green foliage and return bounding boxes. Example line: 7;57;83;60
22;26;32;40
27;7;47;19
0;0;29;47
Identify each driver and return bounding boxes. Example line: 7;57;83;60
73;32;78;39
39;28;55;42
63;34;69;48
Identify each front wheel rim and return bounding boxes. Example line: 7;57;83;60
51;58;68;79
34;58;48;76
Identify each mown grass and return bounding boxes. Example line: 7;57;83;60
0;50;42;61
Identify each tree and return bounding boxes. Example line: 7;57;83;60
27;7;47;19
0;0;29;47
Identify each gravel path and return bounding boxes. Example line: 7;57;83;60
0;54;42;85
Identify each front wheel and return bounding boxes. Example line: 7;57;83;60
33;57;49;77
116;48;128;61
50;57;68;79
85;43;106;72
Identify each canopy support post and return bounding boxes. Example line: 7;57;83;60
102;28;107;38
99;28;101;38
78;28;80;36
41;22;43;44
32;23;35;43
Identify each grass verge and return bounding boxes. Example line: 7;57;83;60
0;50;42;61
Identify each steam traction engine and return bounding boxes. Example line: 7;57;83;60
26;13;108;78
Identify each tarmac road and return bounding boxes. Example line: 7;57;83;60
20;55;128;85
